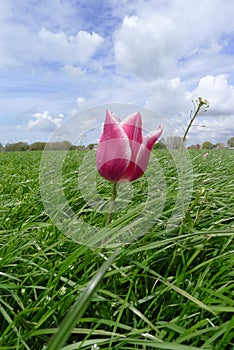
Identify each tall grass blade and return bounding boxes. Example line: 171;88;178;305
46;249;120;350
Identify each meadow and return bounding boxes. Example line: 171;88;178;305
0;149;233;349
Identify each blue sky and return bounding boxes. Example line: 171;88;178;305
1;0;234;146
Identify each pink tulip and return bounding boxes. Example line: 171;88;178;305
203;152;209;158
96;110;163;183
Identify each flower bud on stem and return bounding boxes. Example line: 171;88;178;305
183;97;209;144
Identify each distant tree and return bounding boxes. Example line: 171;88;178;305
87;143;95;150
0;142;3;150
160;136;183;149
70;144;79;150
76;145;86;150
17;142;28;151
4;143;10;151
29;142;46;151
61;141;73;149
46;141;72;150
5;142;29;151
201;141;214;150
215;143;226;149
227;136;234;148
187;144;200;149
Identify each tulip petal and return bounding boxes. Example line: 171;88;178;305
121;147;151;181
144;125;163;150
121;112;143;144
121;125;163;182
99;110;121;142
96;110;131;182
121;112;143;165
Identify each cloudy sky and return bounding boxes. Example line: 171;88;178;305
1;0;234;146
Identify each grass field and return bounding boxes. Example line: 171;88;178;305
0;149;233;349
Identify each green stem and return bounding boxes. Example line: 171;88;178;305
179;97;209;236
182;97;209;145
105;182;117;226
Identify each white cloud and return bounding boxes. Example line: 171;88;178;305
65;97;90;122
20;111;64;132
0;1;35;66
114;15;176;79
63;64;85;78
114;1;234;80
145;78;192;117
0;17;104;68
38;27;104;64
191;75;234;115
76;97;89;110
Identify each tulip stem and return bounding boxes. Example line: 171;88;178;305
105;182;117;226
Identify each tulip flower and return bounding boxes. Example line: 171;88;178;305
96;110;163;183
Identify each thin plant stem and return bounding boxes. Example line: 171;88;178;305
178;97;209;236
105;182;117;226
182;97;209;144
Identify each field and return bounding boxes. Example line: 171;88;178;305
0;149;233;350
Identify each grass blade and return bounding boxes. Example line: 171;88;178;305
46;248;120;350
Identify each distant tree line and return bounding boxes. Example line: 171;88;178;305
159;136;234;150
155;136;234;150
0;141;97;152
188;137;234;150
0;136;234;152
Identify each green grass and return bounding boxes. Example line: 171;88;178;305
0;149;233;349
